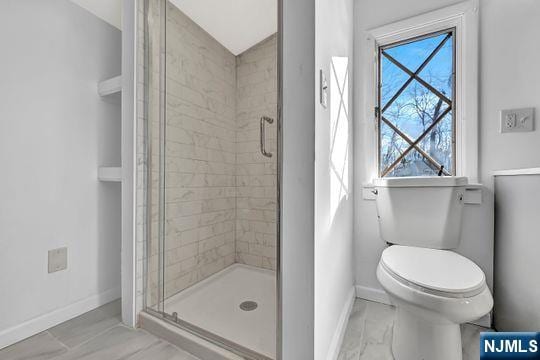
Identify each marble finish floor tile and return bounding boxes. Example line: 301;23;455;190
338;299;492;360
49;299;122;348
55;325;197;360
461;322;494;360
126;339;201;360
0;301;200;360
0;331;67;360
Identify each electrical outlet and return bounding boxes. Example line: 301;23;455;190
48;247;67;273
500;108;535;133
505;113;516;129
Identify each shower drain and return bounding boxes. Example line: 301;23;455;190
239;300;258;311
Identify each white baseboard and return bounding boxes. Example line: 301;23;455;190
354;285;492;328
355;285;391;305
0;287;121;350
326;287;355;360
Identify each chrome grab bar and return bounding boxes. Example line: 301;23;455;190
260;116;274;158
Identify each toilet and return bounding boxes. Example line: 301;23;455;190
373;176;493;360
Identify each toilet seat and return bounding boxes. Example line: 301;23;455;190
380;245;486;298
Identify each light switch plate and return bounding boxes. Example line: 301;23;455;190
48;247;67;273
500;108;535;133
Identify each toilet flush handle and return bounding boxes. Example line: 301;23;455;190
372;189;378;195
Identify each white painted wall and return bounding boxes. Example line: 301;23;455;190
494;173;540;331
70;0;122;30
479;0;540;175
314;0;355;358
280;0;315;358
0;0;122;348
353;0;540;322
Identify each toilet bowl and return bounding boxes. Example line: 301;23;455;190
372;176;493;360
377;245;493;360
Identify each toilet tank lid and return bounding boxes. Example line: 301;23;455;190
374;176;468;188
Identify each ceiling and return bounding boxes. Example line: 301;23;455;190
69;0;277;56
169;0;277;55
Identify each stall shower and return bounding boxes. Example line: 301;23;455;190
142;1;278;359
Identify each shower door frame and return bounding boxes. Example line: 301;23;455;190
141;0;284;359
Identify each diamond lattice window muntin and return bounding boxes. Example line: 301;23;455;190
377;29;456;177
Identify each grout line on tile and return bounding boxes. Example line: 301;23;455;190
45;330;70;352
62;322;123;350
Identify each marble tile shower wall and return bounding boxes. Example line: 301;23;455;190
163;3;237;298
235;35;278;270
136;1;278;311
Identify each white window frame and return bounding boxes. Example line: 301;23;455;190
363;0;479;182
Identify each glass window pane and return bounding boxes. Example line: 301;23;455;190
380;56;409;108
382;79;449;139
418;112;453;172
379;121;410;174
378;30;455;177
384;33;448;72
419;37;453;98
386;148;439;177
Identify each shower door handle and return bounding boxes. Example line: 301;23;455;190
260;116;273;158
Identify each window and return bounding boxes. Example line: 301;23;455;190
365;1;479;181
377;29;455;177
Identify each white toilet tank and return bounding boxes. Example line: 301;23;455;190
374;176;467;249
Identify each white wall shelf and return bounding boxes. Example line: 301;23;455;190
98;75;122;97
98;166;122;182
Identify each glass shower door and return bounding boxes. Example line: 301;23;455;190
144;1;279;359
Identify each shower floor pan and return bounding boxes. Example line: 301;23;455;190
162;264;276;359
